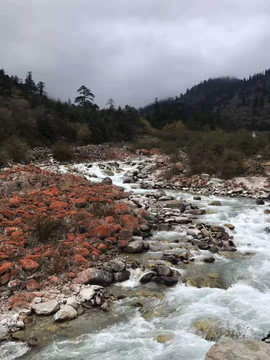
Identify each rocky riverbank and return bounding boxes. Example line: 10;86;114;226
0;152;269;359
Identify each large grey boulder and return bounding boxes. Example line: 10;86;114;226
123;239;147;253
54;305;77;321
74;268;113;286
205;340;270;360
33;300;60;315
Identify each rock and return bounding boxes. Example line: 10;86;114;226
155;264;172;277
114;270;130;282
203;257;215;263
104;259;126;272
153;275;179;287
28;337;38;347
104;169;114;176
26;279;40;291
140;272;155;284
211;225;225;233
79;287;95;301
165;200;181;209
66;296;78;309
209;201;222;206
101;177;113;185
123;239;146;253
205;340;270;360
0;262;13;275
0;325;8;340
154;334;172;343
161;253;179;265
194;318;217;341
256;199;265;205
189;209;206;215
33;300;60;315
54;305;78;321
193;196;201;200
154;189;167;198
224;223;235;230
74;268;113;286
175;217;192;224
187;228;201;237
13;301;32;316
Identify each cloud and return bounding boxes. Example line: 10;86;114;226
0;0;270;107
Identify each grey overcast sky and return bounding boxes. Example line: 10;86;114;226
1;0;270;107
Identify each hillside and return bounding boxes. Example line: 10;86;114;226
0;69;143;164
141;70;270;131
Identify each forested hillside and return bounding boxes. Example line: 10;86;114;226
141;70;270;131
0;69;143;163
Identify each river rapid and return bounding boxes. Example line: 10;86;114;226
2;160;270;360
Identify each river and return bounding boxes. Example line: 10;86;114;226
1;160;270;360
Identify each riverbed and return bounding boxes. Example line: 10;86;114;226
2;160;270;360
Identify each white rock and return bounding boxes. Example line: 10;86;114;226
80;287;95;301
33;300;60;315
0;326;8;340
66;296;78;309
54;305;77;321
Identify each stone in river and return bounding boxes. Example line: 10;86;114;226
123;239;146;253
114;270;130;282
140;272;155;284
54;305;78;321
74;268;113;286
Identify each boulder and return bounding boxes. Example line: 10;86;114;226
33;300;60;315
140;272;155;284
114;270;130;282
54;305;78;321
102;177;113;185
161;253;179;265
223;223;235;230
123;239;146;253
12;301;32;316
155;264;172;277
66;296;78;309
74;268;113;286
104;259;126;272
256;199;265;205
205;340;270;360
79;287;95;301
209;201;222;206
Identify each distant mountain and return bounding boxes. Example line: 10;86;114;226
140;70;270;131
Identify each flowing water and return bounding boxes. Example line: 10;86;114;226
2;160;270;360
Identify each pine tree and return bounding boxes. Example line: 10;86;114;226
36;81;46;96
75;85;95;109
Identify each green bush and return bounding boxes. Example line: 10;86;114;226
76;123;92;145
4;136;28;163
52;140;74;161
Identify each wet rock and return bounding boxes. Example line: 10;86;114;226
104;169;114;176
154;334;173;343
153;275;179;287
205;340;270;360
102;177;113;185
33;300;60;315
256;199;265;205
161;253;179;265
189;209;206;215
114;270;130;282
224;223;235;230
74;268;113;286
123;239;146;253
203;257;215;263
193;196;201;200
165;200;181;209
209;201;221;206
155;264;172;277
211;225;225;233
28;337;38;347
54;305;78;321
175;217;192;224
140;272;155;284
